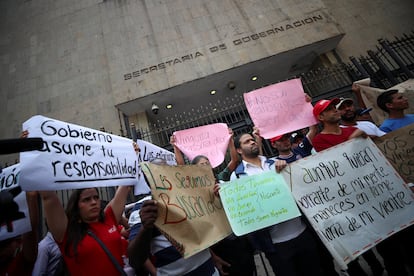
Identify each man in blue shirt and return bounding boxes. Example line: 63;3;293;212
376;89;414;132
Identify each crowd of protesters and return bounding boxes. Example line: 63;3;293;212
1;87;413;276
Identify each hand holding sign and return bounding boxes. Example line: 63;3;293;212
141;162;232;258
219;171;301;236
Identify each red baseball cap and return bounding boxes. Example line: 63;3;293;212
313;98;340;119
270;133;289;143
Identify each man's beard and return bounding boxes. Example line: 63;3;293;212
341;112;356;123
245;146;260;158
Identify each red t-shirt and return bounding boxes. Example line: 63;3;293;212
312;127;358;152
59;206;124;276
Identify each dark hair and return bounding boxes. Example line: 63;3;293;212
64;188;104;257
234;133;254;149
191;155;209;165
377;89;398;113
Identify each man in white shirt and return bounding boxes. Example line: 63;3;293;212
336;98;386;137
229;133;324;276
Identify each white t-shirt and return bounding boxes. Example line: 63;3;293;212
341;121;386;137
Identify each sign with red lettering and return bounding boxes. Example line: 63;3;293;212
141;162;232;258
282;138;414;269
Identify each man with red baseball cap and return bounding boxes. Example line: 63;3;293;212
269;124;317;163
312;98;366;152
312;98;370;276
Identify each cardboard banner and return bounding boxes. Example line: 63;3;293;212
357;78;414;126
0;164;32;241
243;78;317;139
173;123;231;168
135;139;177;195
219;171;301;236
19;115;138;191
282;138;414;268
141;163;232;258
374;123;414;183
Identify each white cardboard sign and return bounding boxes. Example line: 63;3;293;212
282;138;414;268
19;115;138;190
135;139;177;195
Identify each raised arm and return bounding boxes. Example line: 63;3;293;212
39;191;68;242
107;185;132;224
349;129;367;140
306;124;319;144
170;135;185;165
252;126;263;156
22;191;40;264
128;200;158;270
225;128;239;172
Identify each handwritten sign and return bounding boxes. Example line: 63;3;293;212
173;123;231;168
141;163;232;258
374;123;414;183
0;164;31;241
19;115;138;191
243;78;317;139
282;138;414;268
135;139;177;195
219;171;301;236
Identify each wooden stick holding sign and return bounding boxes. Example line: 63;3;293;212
141;162;232;258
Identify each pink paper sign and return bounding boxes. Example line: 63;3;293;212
244;78;317;139
173;123;231;168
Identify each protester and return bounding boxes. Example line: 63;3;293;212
127;200;220;275
39;185;132;275
192;156;255;276
336;97;386;137
376;89;414;132
312;98;366;152
374;90;414;275
127;195;156;276
170;127;240;181
312;98;377;276
269;124;317;161
289;132;305;151
226;132;324;276
268;129;340;276
32;230;62;276
171;127;256;275
0;191;39;276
